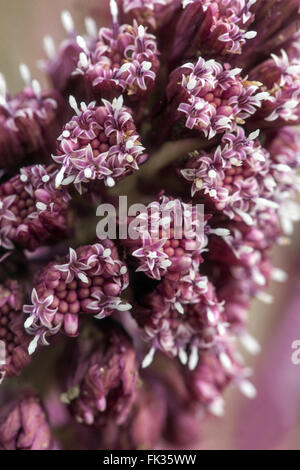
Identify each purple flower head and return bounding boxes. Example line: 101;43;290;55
0;164;72;251
0;280;31;380
53;95;147;192
134;273;226;368
0;71;62;170
23;241;130;353
122;194;208;280
171;0;257;64
167;58;269;139
61;323;138;427
249;49;300;126
73;6;159;99
0;393;56;450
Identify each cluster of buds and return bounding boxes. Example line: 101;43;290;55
0;280;31;381
0;393;56;450
0;164;71;251
61;323;138;427
172;0;257;63
166;57;269;139
0;69;62;171
53;95;147;192
23;241;130;352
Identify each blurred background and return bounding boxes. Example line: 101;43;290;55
0;0;300;450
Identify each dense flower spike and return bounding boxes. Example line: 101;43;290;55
171;0;257;63
23;241;130;352
61;323;138;427
0;393;56;450
121;194;209;280
0;164;72;251
0;280;31;381
134;272;226;368
53;96;147;192
166;57;270;139
0;72;62;170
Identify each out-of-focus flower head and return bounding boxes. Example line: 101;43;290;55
0;392;56;450
0;280;31;381
23;241;130;353
61;322;138;427
53;95;147;192
0;164;72;252
0;69;62;171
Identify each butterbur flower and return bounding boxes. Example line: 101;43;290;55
0;70;62;171
0;164;72;251
0;393;56;450
23;241;130;352
134;272;226;369
171;0;257;63
166;57;269;139
121;194;208;280
119;0;180;31
73;3;160;100
53;95;147;192
0;280;31;380
61;323;138;427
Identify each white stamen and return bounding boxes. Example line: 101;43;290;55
175;302;184;314
61;10;74;34
84;168;93;179
103;248;111;258
219;352;232;372
42;174;50;183
120;266;127;275
20;174;28;183
43;35;56;60
62;130;70;138
271;268;288;283
142;347;155;368
0;73;7;97
209;398;225;417
69;95;81;115
239;380;257;399
106;176;116;188
28;335;39;355
179;348;188;365
142;61;152;71
24;315;34;329
79;52;89;68
110;0;119;23
19;63;31;86
188;346;199;371
78;272;89;284
36;202;47;211
240;333;261;355
138;25;145;38
249;129;260;140
112;95;124;111
85;17;98;38
208;169;217;179
210;228;230;237
76;35;89;54
115;302;132;312
256;291;274;304
55;166;66;188
32;80;41;98
244;30;257;39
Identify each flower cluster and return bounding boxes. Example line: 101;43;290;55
23;241;130;352
166;57;269;139
0;72;62;171
0;0;299;451
53;95;147;192
0;164;71;251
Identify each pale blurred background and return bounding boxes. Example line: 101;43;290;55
0;0;300;450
